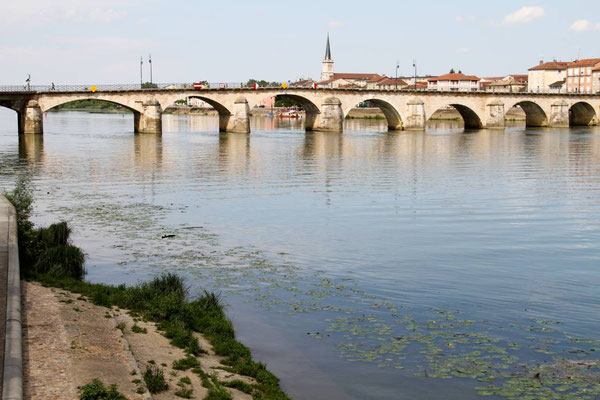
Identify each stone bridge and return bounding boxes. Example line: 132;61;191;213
1;88;599;134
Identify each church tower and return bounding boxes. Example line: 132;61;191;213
320;33;334;81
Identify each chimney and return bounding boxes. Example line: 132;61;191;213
539;60;543;65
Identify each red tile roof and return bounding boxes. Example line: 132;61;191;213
377;78;408;86
549;79;566;87
428;73;480;82
528;61;569;71
568;58;600;67
318;73;385;85
332;73;383;80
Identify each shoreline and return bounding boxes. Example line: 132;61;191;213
2;180;290;400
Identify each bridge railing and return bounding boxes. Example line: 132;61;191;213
0;82;248;92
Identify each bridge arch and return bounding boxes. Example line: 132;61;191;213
505;101;548;127
450;104;483;129
0;101;21;133
185;95;234;132
251;93;321;131
352;99;403;131
427;103;483;130
42;97;164;134
569;102;597;126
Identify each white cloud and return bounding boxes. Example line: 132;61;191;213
457;47;470;54
569;19;600;31
89;8;125;23
328;20;344;29
502;6;544;25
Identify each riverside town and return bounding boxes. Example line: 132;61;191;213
1;3;600;400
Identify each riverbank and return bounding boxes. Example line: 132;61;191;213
3;179;290;400
23;281;257;399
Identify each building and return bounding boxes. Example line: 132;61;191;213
319;73;387;89
375;78;408;90
566;58;600;94
290;79;316;88
427;73;480;91
527;61;569;93
593;67;600;94
483;75;528;93
317;35;387;89
549;79;566;93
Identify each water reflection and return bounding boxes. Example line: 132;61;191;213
19;134;44;165
133;133;163;170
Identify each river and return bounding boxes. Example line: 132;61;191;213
1;109;599;399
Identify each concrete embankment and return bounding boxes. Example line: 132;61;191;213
1;195;21;400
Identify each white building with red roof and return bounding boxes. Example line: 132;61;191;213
527;61;569;93
427;73;480;92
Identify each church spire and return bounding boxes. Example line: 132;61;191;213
320;33;334;81
325;33;332;60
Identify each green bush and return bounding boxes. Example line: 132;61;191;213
222;379;254;394
38;221;71;246
79;378;127;400
173;355;200;371
143;365;169;394
34;244;86;280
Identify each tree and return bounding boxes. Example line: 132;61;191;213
274;95;300;108
246;79;280;88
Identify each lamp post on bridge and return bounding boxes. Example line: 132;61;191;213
413;59;417;90
140;56;143;87
395;61;399;91
149;54;153;84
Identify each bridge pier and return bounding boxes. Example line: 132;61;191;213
485;100;505;129
221;96;251;133
134;100;162;134
315;97;343;132
19;100;43;134
405;98;426;130
549;100;569;127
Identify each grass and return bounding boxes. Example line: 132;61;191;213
5;177;291;400
179;376;192;385
160;320;206;355
205;375;233;400
143;365;169;394
173;355;201;371
222;379;254;394
131;323;147;334
175;377;194;398
175;387;194;398
79;378;127;400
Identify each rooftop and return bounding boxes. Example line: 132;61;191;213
568;58;600;67
428;73;480;82
528;61;569;71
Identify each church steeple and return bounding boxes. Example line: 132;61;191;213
321;33;335;81
325;33;332;60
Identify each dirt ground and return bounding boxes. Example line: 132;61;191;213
22;282;255;400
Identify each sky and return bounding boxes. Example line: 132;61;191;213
1;0;599;85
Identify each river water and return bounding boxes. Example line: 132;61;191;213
1;109;599;399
